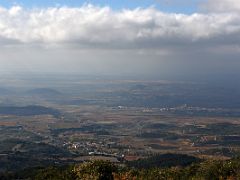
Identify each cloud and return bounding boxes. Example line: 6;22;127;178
201;0;240;13
0;4;239;52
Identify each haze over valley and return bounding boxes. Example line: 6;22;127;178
1;0;240;179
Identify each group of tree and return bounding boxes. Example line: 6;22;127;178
1;154;240;179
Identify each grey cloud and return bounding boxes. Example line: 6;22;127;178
200;0;240;13
0;4;239;52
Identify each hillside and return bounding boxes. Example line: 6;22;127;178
1;155;240;180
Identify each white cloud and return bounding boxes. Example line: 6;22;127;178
0;4;239;50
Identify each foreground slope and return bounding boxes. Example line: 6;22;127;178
1;155;240;180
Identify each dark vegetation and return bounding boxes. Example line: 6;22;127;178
184;123;240;135
173;109;240;117
127;154;201;169
0;140;73;172
0;126;42;141
1;156;240;180
0;105;60;117
138;131;179;140
51;124;116;135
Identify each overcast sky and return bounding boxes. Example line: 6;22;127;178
0;0;240;81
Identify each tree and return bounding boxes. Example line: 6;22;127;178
74;160;117;180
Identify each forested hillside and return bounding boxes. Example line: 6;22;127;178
1;155;240;180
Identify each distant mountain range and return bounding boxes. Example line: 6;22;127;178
0;105;60;117
0;87;13;95
26;88;62;96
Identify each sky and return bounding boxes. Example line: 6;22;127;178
0;0;201;13
0;0;240;81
